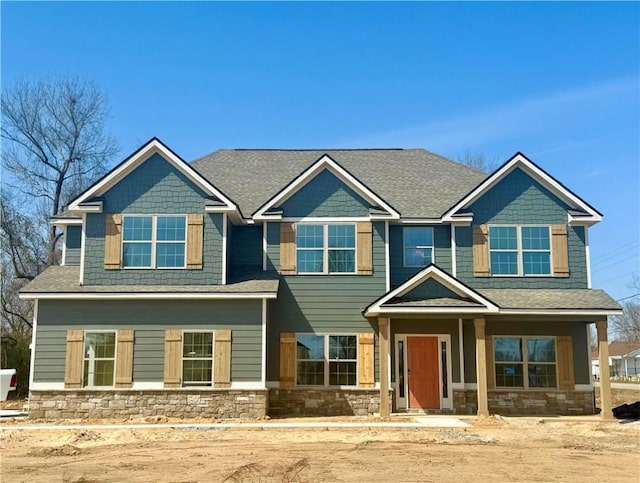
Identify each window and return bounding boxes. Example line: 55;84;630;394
494;336;557;389
296;334;357;386
403;227;434;267
182;332;214;387
122;215;186;268
489;226;551;276
83;332;116;387
296;224;356;274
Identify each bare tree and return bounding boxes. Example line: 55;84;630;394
610;276;640;341
1;76;118;267
457;152;501;174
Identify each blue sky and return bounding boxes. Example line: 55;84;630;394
2;2;639;300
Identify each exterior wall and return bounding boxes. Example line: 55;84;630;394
269;389;385;416
83;153;223;285
402;278;461;301
452;389;594;415
29;390;267;419
389;225;451;289
229;224;263;277
455;167;588;289
266;221;387;382
64;225;82;266
33;299;264;383
390;319;461;383
277;170;371;217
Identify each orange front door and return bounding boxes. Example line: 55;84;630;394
407;336;440;409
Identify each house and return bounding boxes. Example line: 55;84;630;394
20;138;622;419
592;341;640;379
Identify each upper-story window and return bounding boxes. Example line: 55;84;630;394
403;227;434;267
122;215;187;268
489;226;551;276
296;224;356;274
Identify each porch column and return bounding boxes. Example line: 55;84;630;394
474;318;489;417
379;317;390;417
596;321;613;419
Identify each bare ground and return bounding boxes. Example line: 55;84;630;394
1;416;639;483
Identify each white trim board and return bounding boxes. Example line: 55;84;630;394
252;154;400;220
20;292;278;300
67;138;238;215
441;152;602;225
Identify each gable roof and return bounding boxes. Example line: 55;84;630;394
191;149;486;220
442;152;602;224
68;138;238;215
365;264;500;316
253;154;400;220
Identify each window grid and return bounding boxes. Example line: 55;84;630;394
494;336;557;389
403;227;434;267
83;331;116;387
296;334;358;387
489;225;552;276
296;224;356;274
182;331;214;387
122;215;187;269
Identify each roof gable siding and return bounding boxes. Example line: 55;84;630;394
277;169;371;218
401;278;463;301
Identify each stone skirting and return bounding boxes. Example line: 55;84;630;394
453;389;595;415
28;390;268;419
453;389;478;415
269;388;385;416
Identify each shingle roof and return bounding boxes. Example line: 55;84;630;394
605;340;640;357
20;266;279;295
477;289;621;311
191;149;487;219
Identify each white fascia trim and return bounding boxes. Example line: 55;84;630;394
281;216;372;222
51;218;83;227
20;292;278;300
368;307;494;317
366;265;500;315
262;222;268;271
222;213;228;285
442;153;602;223
261;298;267;385
400;218;445;224
61;229;67;266
252;154;400;220
28;300;38;390
585;228;592;289
384;221;390;292
204;206;237;213
497;309;623;316
568;213;601;226
73;202;103;213
451;225;457;277
79;213;86;285
68;139;237;213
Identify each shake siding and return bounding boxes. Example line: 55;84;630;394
389;225;451;289
33;299;263;383
266;221;387;381
64;225;82;266
455;167;588;289
83;153;223;285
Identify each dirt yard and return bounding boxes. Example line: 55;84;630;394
1;416;639;483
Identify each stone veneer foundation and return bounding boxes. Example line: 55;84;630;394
454;389;595;415
268;389;384;416
28;390;268;419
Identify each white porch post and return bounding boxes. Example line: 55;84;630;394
379;317;390;417
596;321;613;419
474;318;489;417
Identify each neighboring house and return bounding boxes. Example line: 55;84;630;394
20;138;622;419
592;341;640;379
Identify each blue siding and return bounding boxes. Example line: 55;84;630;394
229;224;263;277
278;170;371;217
455;167;588;289
64;225;82;266
83;153;223;285
402;278;461;301
390;225;451;288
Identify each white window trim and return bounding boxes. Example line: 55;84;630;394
488;224;553;277
402;226;435;268
295;223;358;275
83;330;117;388
493;335;558;390
121;214;188;269
296;333;359;388
181;330;215;388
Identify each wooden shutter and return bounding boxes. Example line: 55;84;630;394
104;214;122;270
551;224;570;277
163;330;182;388
473;225;490;277
214;329;232;388
115;330;134;388
64;330;85;388
556;336;574;391
280;332;296;388
356;222;373;275
280;223;296;275
186;213;204;269
358;332;375;388
486;335;495;390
